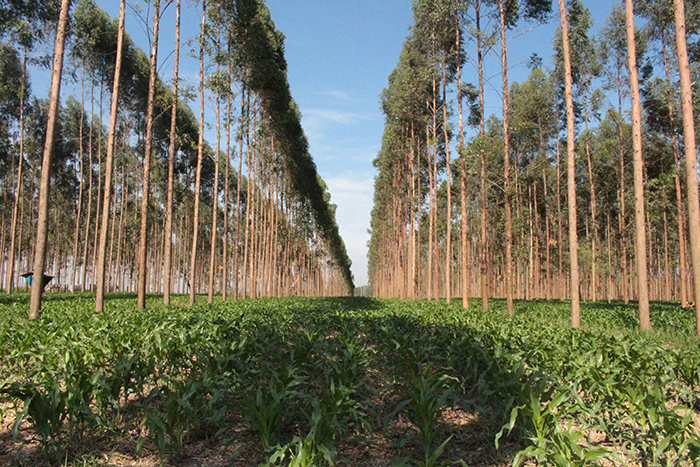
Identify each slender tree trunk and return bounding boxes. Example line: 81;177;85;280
499;0;514;316
29;0;72;318
544;169;551;300
674;0;700;336
583;94;597;302
70;68;85;294
164;0;180;306
427;115;434;300
137;0;160;310
455;8;468;308
222;46;232;301
476;0;488;309
442;54;452;305
558;0;580;327
624;0;650;331
96;0;126;311
208;20;222;304
6;50;27;294
662;33;688;308
91;89;104;291
189;0;206;306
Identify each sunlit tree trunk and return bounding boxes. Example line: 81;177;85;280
499;0;514;316
222;45;232;301
476;0;488;310
558;0;580;327
6;49;27;294
661;33;688;308
674;0;700;336
208;20;222;304
70;68;85;294
164;0;180;306
189;0;206;306
456;9;468;309
29;0;72;318
442;53;452;305
624;0;650;331
96;0;126;312
136;0;160;310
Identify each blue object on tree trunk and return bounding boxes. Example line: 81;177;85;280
21;272;54;291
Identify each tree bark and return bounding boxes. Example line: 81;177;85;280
674;0;700;336
624;0;650;331
29;0;72;318
164;0;180;306
137;0;160;310
499;0;514;316
189;0;206;306
6;49;26;294
558;0;580;327
96;0;126;311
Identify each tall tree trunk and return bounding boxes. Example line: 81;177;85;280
674;0;700;336
234;88;245;300
442;54;452;305
558;0;580;327
222;44;232;301
164;0;180;306
476;0;488;309
499;0;514;316
189;0;206;306
96;0;126;311
208;20;222;304
137;0;160;310
583;94;597;302
662;32;689;308
456;11;468;309
624;0;650;331
82;85;94;292
70;67;84;294
29;0;72;318
6;49;26;294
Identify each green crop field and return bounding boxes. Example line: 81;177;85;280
1;294;699;466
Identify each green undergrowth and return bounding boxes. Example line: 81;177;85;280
0;293;699;466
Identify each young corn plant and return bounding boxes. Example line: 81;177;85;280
498;387;612;467
239;364;305;454
395;362;456;467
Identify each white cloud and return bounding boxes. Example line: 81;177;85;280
302;108;373;126
324;173;375;287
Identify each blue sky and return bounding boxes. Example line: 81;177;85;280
63;0;618;287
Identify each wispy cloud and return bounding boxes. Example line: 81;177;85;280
302;108;373;126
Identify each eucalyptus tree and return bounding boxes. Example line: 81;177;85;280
2;43;28;293
207;9;222;303
28;0;72;318
497;0;552;315
163;0;180;306
95;0;125;312
623;0;650;331
509;66;557;297
557;0;580;327
673;0;700;336
598;4;633;303
189;0;206;306
229;0;354;293
136;0;160;310
554;0;602;301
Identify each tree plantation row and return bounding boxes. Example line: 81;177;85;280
0;0;354;316
369;0;700;334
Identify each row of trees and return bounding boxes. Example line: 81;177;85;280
368;0;700;334
0;0;354;316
